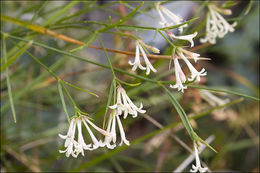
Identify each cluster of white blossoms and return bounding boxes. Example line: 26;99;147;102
155;2;187;32
156;2;198;47
109;86;146;119
190;143;208;173
200;4;237;44
103;110;129;149
59;115;110;157
59;87;145;157
105;86;146;148
171;48;207;93
129;40;159;75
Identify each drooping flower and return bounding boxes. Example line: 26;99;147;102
129;40;158;75
190;143;208;173
80;116;109;150
199;90;230;107
178;50;207;83
73;118;92;157
59;115;110;157
155;3;198;47
169;32;198;47
200;4;237;44
59;118;79;158
104;111;130;148
156;2;188;33
170;54;187;93
179;48;200;63
109;86;146;119
170;48;206;93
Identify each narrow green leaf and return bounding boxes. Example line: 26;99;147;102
70;32;97;52
159;17;199;31
58;81;70;123
193;132;217;153
43;1;79;26
1;35;17;123
244;0;253;15
103;80;115;128
1;54;68;114
63;81;98;98
1;40;33;72
98;2;144;32
116;78;141;87
161;85;194;140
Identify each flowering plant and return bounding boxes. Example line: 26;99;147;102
1;1;259;172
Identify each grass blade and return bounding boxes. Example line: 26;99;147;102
58;81;70;123
1;40;33;72
161;85;194;140
1;35;16;123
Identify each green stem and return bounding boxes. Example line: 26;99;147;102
58;81;70;123
60;82;77;108
97;34;117;79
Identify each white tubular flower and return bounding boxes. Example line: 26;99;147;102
179;48;200;63
74;118;92;157
156;3;188;33
155;3;172;27
104;111;130;148
200;4;237;44
170;55;187;93
129;41;146;71
81;116;109;150
109;87;146;119
169;32;198;47
129;41;157;75
160;5;188;33
116;112;130;146
104;113;117;149
199;90;230;107
178;51;207;82
190;143;208;173
59;118;79;158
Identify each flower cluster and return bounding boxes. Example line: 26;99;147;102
200;4;237;44
129;40;158;75
155;2;187;32
156;3;198;47
59;87;145;157
59;115;109;158
171;48;206;93
154;3;207;93
103;110;129;149
105;86;146;148
109;86;146;118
